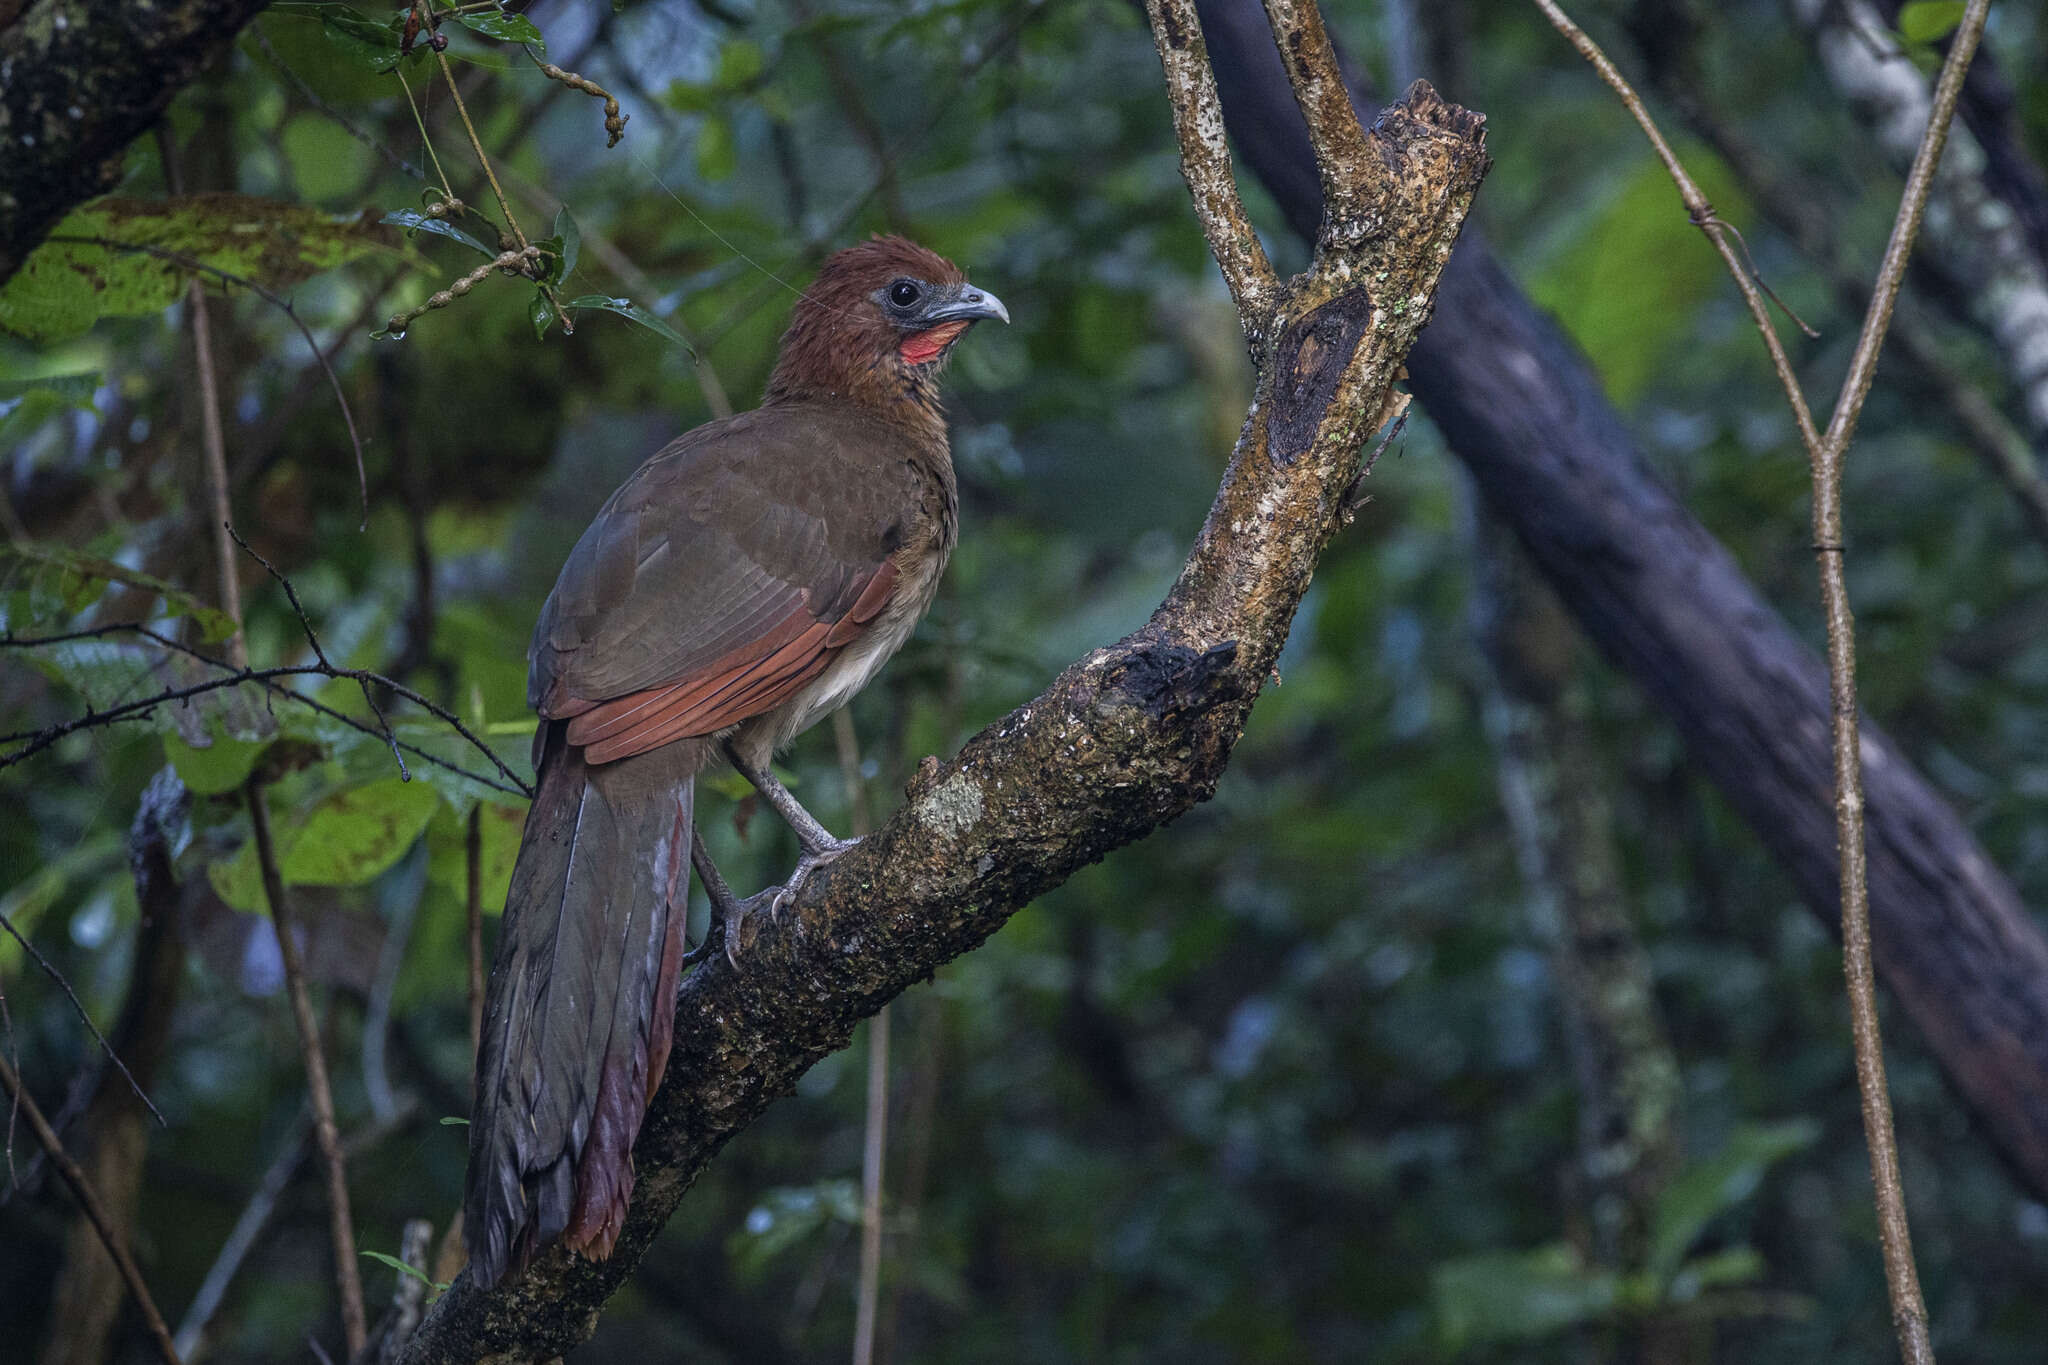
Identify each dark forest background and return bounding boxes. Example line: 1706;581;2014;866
4;0;2048;1361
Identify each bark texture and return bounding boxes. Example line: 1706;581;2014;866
0;0;272;282
393;77;1490;1365
1196;0;2048;1202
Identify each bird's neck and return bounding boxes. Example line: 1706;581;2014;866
763;365;952;450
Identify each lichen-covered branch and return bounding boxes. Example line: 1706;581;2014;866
0;0;274;283
1259;0;1390;244
395;69;1488;1365
1141;0;1280;345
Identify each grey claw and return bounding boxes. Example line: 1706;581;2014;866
718;838;860;967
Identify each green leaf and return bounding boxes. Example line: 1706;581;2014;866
530;288;559;340
381;209;496;258
560;295;696;354
0;374;102;453
457;10;546;53
1431;1244;1620;1350
1528;150;1750;404
532;234;565;287
1897;0;1965;44
552;207;580;282
0;195;398;343
439;1116;470;1125
209;842;269;912
359;1249;449;1293
715;38;764;88
695;114;736;182
0;372;101;407
319;5;409;72
2;541;238;641
1667;1246;1767;1302
426;797;526;914
279;777;442;886
1647;1119;1819;1282
164;725;272;796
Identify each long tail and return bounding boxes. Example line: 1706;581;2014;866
465;722;696;1286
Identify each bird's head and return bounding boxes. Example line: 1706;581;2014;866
765;235;1008;413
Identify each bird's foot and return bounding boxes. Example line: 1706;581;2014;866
718;836;860;970
769;835;860;914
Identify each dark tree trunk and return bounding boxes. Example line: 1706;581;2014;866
0;0;272;282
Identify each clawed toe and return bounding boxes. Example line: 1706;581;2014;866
716;838;860;968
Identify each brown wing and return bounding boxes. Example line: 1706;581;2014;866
561;560;898;762
529;402;920;763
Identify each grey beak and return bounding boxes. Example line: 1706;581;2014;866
926;285;1010;326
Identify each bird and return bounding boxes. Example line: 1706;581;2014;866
464;236;1008;1286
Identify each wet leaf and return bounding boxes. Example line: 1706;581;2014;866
457;10;546;52
560;295;695;353
381;209;496;258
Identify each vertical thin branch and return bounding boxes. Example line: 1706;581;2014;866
436;51;528;251
246;779;368;1357
852;1005;889;1365
0;1053;182;1365
159;125;248;669
187;282;246;667
1258;0;1387;237
1533;2;1995;1361
1807;6;1991;1361
837;709;886;1365
1140;0;1280;346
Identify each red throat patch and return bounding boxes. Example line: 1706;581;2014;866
899;320;971;366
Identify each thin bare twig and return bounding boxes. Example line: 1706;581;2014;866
186;279;247;667
1809;6;1993;1360
227;523;409;781
836;709;886;1365
247;777;369;1357
0;912;165;1128
1140;0;1280;346
0;1052;181;1365
537;63;628;148
436;50;527;252
1534;2;1995;1360
1528;2;1822;451
0;622;532;798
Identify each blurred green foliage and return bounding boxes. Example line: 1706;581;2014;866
4;0;2048;1362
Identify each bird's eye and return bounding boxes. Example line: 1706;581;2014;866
888;279;923;309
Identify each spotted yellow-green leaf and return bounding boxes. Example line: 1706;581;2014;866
0;195;399;343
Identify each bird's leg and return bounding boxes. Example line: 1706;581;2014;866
722;740;859;909
687;829;746;968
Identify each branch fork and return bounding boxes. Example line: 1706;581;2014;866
396;6;1486;1358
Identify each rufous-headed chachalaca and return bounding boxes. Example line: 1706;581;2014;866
465;237;1007;1286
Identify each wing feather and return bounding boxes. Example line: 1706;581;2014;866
531;401;918;764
